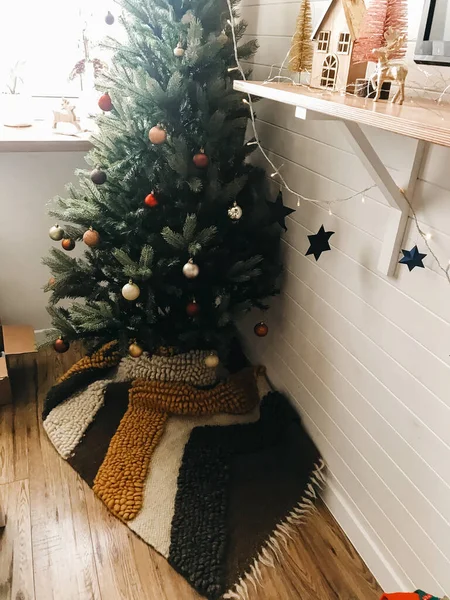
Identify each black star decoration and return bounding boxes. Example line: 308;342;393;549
266;190;295;231
399;245;427;271
306;225;335;261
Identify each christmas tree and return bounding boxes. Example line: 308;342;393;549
44;0;282;358
352;0;408;63
288;0;313;75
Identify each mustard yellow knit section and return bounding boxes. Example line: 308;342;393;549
93;368;260;521
57;341;121;384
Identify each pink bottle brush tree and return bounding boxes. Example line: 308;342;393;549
352;0;408;63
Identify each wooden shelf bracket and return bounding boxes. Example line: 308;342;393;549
294;106;427;277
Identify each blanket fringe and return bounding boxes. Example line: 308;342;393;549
222;459;326;600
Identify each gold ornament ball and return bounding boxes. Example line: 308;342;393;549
149;125;167;144
49;224;64;241
174;43;185;57
122;281;140;301
182;259;199;279
83;228;100;247
254;321;269;337
48;276;56;287
128;343;143;358
204;354;219;368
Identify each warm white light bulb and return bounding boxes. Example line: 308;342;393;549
242;98;249;105
361;195;366;203
228;66;239;72
297;198;301;207
227;19;231;25
425;232;432;241
328;209;333;216
270;172;278;178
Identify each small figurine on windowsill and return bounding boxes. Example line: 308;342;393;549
53;98;82;133
370;28;408;105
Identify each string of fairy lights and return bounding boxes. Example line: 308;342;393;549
225;0;450;284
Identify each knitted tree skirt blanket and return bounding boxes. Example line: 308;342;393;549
43;343;324;600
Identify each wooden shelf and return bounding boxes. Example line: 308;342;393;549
0;121;92;152
233;80;435;277
234;81;450;148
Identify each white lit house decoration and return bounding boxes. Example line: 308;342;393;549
310;0;367;92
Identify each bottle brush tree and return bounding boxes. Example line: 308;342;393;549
288;0;313;75
43;0;283;357
352;0;408;63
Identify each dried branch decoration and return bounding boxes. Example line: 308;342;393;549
289;0;313;73
353;0;408;64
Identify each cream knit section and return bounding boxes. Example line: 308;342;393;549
114;350;217;386
43;379;109;459
128;407;260;556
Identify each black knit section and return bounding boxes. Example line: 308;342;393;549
169;441;230;600
169;392;319;600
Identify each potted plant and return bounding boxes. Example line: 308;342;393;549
2;60;32;127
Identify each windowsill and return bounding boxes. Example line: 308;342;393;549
0;120;93;152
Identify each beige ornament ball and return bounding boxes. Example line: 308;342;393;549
148;125;167;144
128;342;143;358
122;280;140;301
49;224;64;241
83;228;100;247
174;43;185;57
204;354;219;368
228;202;243;221
182;258;199;279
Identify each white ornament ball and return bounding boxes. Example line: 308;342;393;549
205;354;220;368
174;43;185;57
182;259;199;279
49;224;64;241
122;281;140;301
181;9;194;23
228;203;243;221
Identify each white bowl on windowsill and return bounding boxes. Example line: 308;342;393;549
1;93;32;128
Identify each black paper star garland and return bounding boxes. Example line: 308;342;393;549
399;245;427;271
306;225;335;261
267;190;295;231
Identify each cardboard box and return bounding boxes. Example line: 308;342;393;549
0;324;36;405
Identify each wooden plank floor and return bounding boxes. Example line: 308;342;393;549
0;347;383;600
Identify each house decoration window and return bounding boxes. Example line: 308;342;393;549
317;31;331;52
320;54;338;88
337;32;351;54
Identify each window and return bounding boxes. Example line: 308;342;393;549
317;31;331;53
320;55;338;89
337;32;351;54
0;0;114;98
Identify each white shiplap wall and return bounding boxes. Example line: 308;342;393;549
238;0;450;595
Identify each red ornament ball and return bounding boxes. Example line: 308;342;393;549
148;125;167;144
254;321;269;337
54;338;69;354
186;301;200;317
144;192;158;207
98;93;113;112
83;229;100;247
193;151;209;168
61;238;75;251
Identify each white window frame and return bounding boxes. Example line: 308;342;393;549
320;54;339;89
337;32;351;54
317;31;331;53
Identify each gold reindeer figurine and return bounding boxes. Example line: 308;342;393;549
53;98;82;132
370;29;408;105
